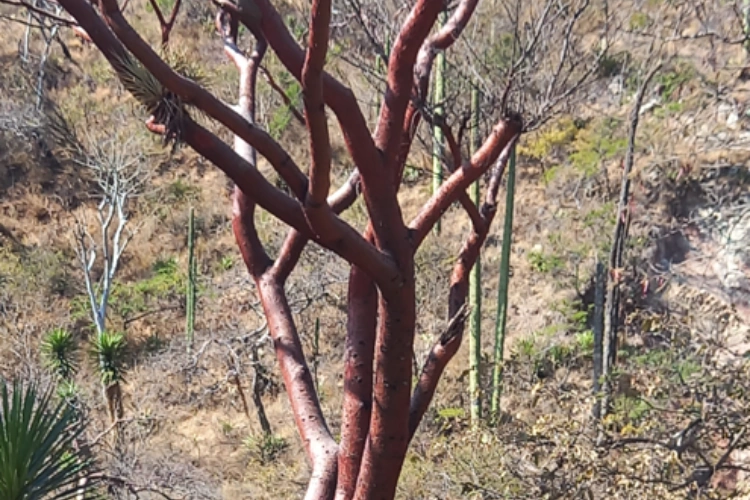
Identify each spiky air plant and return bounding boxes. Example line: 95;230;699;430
110;49;205;145
0;380;97;500
41;328;78;381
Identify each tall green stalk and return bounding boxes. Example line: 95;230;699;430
490;146;517;423
468;86;482;427
186;206;196;352
431;10;447;235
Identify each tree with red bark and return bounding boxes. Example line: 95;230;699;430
3;0;603;497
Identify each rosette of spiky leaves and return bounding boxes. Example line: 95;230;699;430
89;332;127;387
41;328;78;380
0;379;98;500
110;49;205;145
43;101;84;156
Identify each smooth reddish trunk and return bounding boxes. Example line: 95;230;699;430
53;0;525;497
336;263;377;499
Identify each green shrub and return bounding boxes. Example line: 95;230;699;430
569;117;626;177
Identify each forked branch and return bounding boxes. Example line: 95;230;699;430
56;0;401;293
410;117;522;248
146;0;181;46
409;137;518;436
220;18;337;498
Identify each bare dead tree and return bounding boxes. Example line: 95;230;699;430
72;132;149;338
9;0;607;496
69;125;151;422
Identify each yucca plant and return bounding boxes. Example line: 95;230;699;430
41;328;77;380
0;379;97;499
89;332;127;422
89;332;126;388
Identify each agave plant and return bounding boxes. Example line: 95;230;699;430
0;379;96;499
41;328;77;380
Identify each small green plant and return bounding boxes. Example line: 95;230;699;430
243;434;288;465
546;344;572;367
219;255;233;271
220;421;234;436
633;348;670;368
575;330;595;355
56;380;80;402
527;249;564;274
437;407;465;420
656;63;694;101
89;332;127;386
267;72;302;139
144;0;175;14
628;12;650;31
110;256;185;319
541;165;561;185
514;336;537;358
41;328;77;380
518;117;579;161
435;406;467;436
168;179;199;202
569;117;626;177
612;394;650;424
582;202;616;228
674;358;701;382
484;32;516;71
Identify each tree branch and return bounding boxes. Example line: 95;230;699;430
221;23;337;498
394;0;480;184
94;0;309;200
372;0;448;171
408;140;517;437
302;0;337;241
410;118;522;249
223;0;408;255
421;109;484;232
259;65;305;124
56;0;401;292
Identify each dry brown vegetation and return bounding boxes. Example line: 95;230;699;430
1;0;750;498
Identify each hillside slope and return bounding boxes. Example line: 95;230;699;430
1;0;750;498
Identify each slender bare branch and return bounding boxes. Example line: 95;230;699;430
302;0;337;240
